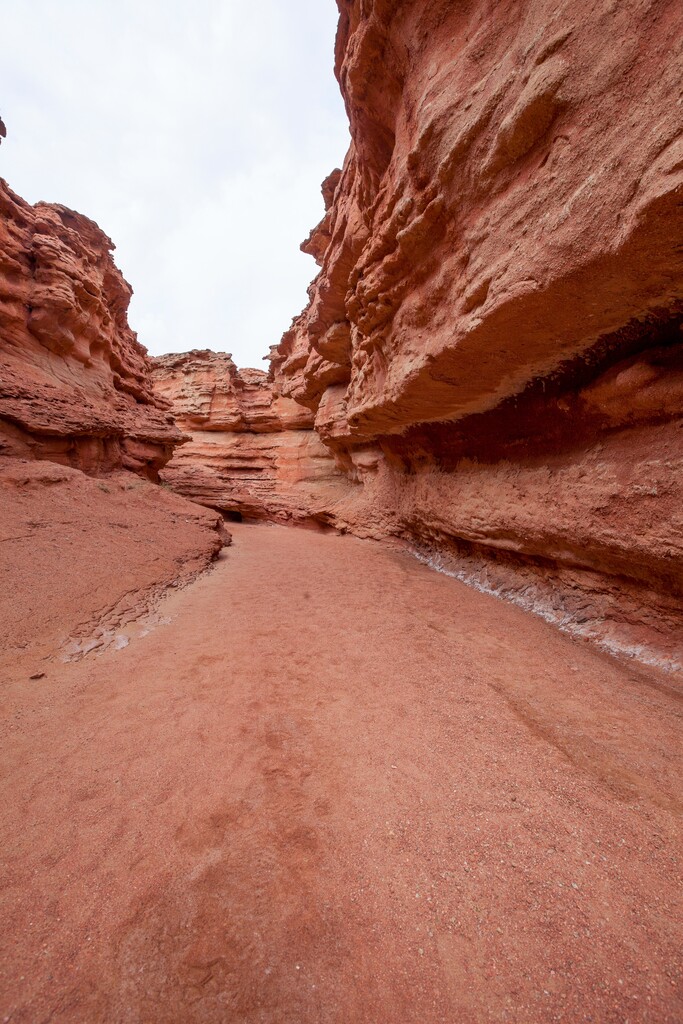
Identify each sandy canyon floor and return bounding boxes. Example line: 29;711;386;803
1;521;682;1023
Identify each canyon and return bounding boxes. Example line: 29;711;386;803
152;0;683;674
1;0;682;1021
152;350;344;526
0;179;228;664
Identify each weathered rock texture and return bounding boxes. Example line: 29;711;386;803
0;179;184;478
278;0;683;434
0;177;229;637
157;0;683;671
268;0;683;673
152;351;345;524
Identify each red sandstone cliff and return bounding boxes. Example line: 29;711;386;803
152;351;345;524
156;0;682;672
277;0;683;435
0;180;184;478
263;0;683;672
0;177;227;647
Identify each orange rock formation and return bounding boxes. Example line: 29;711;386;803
0;180;184;478
1;7;682;1022
157;0;683;671
152;350;345;525
0;181;227;645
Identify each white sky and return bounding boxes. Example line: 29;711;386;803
0;1;349;368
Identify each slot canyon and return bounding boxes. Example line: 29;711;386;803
1;1;682;1022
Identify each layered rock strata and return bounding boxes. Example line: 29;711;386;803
264;0;683;672
0;180;184;478
158;0;682;671
277;0;683;437
0;177;228;634
152;351;345;525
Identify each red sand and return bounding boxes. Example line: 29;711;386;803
0;461;225;666
1;523;681;1023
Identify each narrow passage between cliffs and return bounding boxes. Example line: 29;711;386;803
1;524;681;1024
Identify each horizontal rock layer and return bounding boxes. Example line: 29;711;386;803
275;0;683;441
270;0;683;672
0;180;184;478
156;0;683;671
152;351;346;525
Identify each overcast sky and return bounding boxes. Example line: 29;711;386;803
0;1;349;367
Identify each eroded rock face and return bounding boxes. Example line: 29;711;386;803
0;180;184;478
0;459;228;671
276;0;683;441
268;0;683;672
152;351;345;525
151;1;682;670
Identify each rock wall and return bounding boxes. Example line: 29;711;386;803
0;179;184;478
265;0;683;672
277;0;683;436
0;177;229;645
155;0;683;671
152;351;345;525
